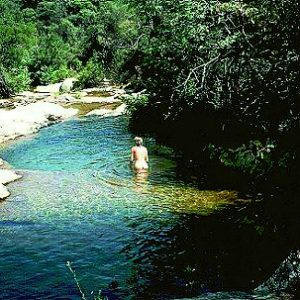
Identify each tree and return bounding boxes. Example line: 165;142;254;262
0;74;11;98
124;0;300;180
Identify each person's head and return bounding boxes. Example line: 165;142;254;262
134;136;143;146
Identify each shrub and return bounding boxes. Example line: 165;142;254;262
77;58;105;88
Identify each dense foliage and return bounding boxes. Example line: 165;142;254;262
1;0;299;185
0;0;37;94
123;0;300;184
0;0;137;93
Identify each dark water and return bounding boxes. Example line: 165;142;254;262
0;116;297;299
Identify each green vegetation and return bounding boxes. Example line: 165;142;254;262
123;0;299;185
0;0;299;186
0;0;137;94
0;0;37;94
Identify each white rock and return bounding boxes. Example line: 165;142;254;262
0;183;10;199
87;103;127;117
0;159;3;166
112;88;127;95
82;87;114;93
34;83;62;93
0;101;78;143
0;99;14;109
80;95;120;104
59;78;78;93
0;169;22;184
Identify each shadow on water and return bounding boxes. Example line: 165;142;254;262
0;116;299;299
122;190;300;299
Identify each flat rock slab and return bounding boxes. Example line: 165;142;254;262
0;101;78;143
0;169;22;185
0;183;10;199
34;83;62;93
79;95;121;103
87;103;127;118
0;99;14;109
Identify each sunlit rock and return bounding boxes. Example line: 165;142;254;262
59;78;78;93
0;99;14;109
34;83;62;93
0;169;22;185
86;103;127;117
0;183;10;199
0;101;78;143
80;95;120;103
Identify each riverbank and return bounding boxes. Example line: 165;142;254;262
0;79;134;199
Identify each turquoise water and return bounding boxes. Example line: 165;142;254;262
0;116;292;299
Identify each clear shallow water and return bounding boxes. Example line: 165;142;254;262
0;116;292;299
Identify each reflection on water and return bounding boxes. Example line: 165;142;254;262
0;116;296;299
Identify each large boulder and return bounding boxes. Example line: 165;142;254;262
59;78;78;93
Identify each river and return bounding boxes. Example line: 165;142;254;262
0;115;297;299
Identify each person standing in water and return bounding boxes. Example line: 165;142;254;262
131;137;149;171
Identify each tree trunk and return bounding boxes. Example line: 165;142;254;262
0;74;11;98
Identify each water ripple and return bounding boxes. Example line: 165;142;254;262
0;116;249;299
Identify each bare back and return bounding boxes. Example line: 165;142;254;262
132;146;148;161
131;146;148;170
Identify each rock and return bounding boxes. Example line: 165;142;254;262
64;95;74;102
0;158;3;166
34;83;62;93
80;91;88;97
80;95;120;104
0;99;14;109
0;169;22;184
0;184;10;199
132;89;147;97
112;88;127;96
87;103;127;117
0;101;78;143
59;78;78;93
256;250;300;293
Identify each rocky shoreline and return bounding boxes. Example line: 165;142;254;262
0;78;135;199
